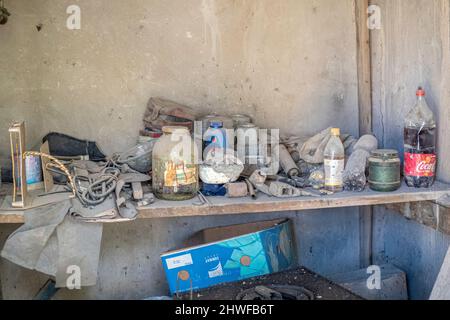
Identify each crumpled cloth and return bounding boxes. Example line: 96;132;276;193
299;128;333;164
284;128;358;164
1;200;103;288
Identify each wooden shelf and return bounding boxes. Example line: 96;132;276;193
1;181;449;224
138;181;450;218
0;182;450;223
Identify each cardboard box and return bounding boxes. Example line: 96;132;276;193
161;219;297;295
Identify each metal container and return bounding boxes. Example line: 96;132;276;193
368;149;401;192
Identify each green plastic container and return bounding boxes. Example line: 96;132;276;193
369;149;401;192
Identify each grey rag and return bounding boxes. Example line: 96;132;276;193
1;200;103;288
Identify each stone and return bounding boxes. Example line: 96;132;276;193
329;264;408;300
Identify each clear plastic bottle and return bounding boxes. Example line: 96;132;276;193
404;87;437;188
324;128;345;193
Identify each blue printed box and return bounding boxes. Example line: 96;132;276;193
161;219;297;295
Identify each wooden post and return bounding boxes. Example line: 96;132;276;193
355;0;373;268
356;0;373;136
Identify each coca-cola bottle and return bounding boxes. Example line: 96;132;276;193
404;87;437;188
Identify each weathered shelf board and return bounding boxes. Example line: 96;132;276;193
1;181;449;224
137;181;450;219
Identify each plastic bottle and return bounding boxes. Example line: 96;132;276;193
324;128;345;192
404;87;437;188
343;134;378;192
204;121;227;150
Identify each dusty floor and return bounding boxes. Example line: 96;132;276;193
179;267;362;300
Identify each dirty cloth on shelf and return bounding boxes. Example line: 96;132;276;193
1;199;103;288
284;128;357;165
143;97;198;132
70;196;118;221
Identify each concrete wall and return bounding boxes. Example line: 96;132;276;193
2;0;450;301
0;0;363;299
1;209;362;299
371;0;450;300
0;0;359;155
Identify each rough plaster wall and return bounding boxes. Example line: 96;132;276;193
0;0;359;156
0;0;361;299
371;0;450;299
0;1;44;170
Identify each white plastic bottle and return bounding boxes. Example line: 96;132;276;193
324;128;345;192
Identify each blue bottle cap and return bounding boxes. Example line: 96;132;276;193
210;121;223;128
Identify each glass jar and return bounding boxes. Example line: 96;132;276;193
369;149;401;192
236;123;259;165
231;114;252;129
152;126;199;200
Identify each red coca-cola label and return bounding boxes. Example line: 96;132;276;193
404;153;436;177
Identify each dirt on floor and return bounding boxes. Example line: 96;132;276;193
178;267;362;300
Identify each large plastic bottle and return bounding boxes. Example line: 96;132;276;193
404;87;437;188
324;128;345;192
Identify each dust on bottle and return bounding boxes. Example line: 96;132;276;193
404;87;437;188
324;128;345;193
